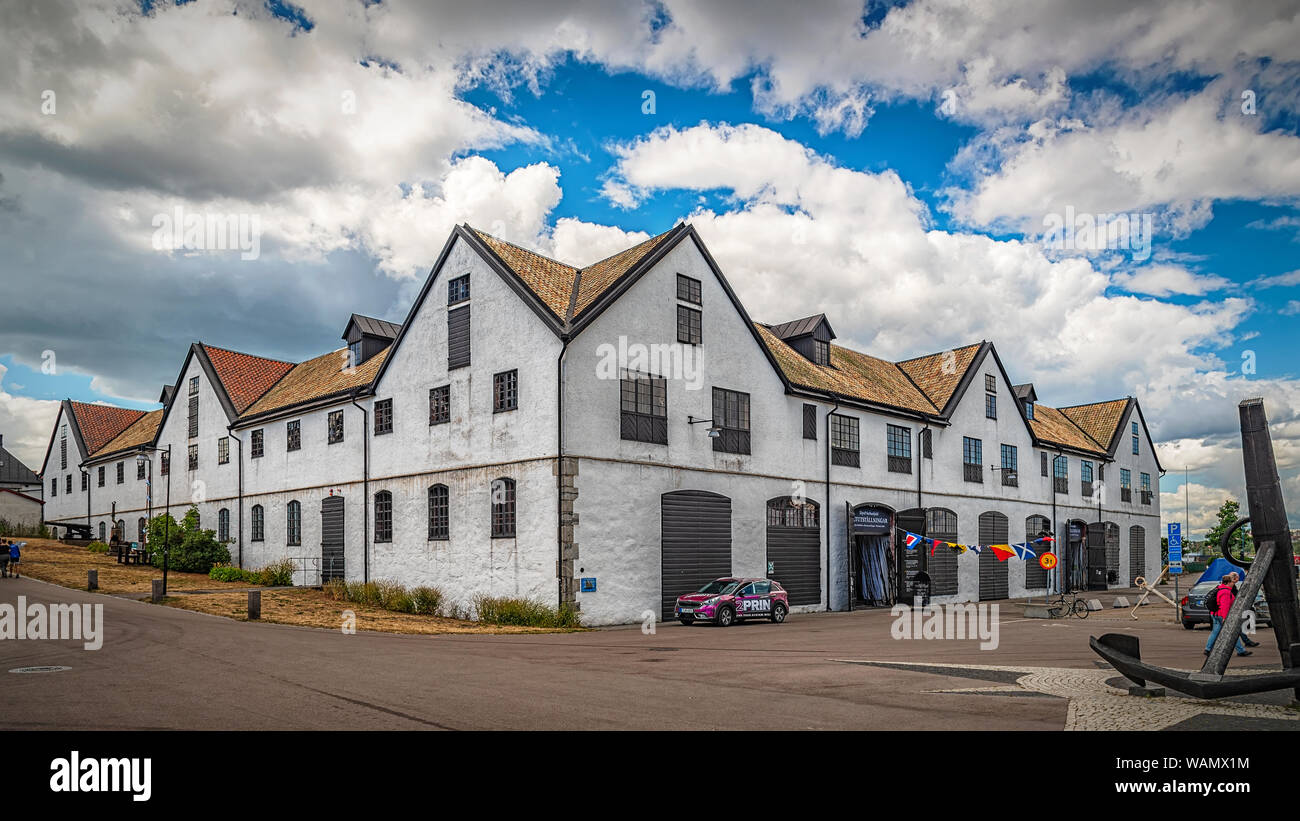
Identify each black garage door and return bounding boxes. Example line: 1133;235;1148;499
661;490;732;620
321;495;345;583
1025;514;1052;589
765;497;820;606
978;511;1009;601
1129;525;1145;584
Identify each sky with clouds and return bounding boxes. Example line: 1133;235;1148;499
0;0;1298;536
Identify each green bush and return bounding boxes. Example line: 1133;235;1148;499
87;541;111;554
147;507;230;574
472;595;582;628
209;564;250;582
0;518;50;539
411;586;443;616
375;581;414;613
323;578;348;601
257;558;296;587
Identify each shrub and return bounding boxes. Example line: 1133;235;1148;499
472;595;582;628
323;578;348;601
147;507;230;574
258;558;296;587
87;541;111;554
350;581;382;608
378;582;415;614
209;564;250;583
411;586;444;616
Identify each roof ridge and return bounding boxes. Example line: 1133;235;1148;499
894;340;983;366
1055;396;1131;412
576;228;672;273
200;342;296;365
471;228;578;272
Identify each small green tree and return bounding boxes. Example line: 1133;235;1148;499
147;506;230;573
1203;499;1251;558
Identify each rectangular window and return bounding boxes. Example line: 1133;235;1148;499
1140;472;1152;505
137;460;146;480
491;479;516;538
921;428;932;459
347;340;362;370
802;404;817;440
1053;455;1068;494
676;274;701;305
886;424;911;474
1040;451;1048;477
1132;420;1140;455
677;305;702;345
620;371;667;445
448;274;470;305
117;461;125;484
67;474;73;494
374;492;392;543
217;437;229;465
1121;468;1132;502
962;437;983;483
60;435;67;470
251;429;264;459
188;392;199;439
448;305;471;369
428;486;449;541
328;410;344;444
187;445;198;472
813;339;830;366
98;465;105;487
1000;444;1018;487
985;393;997;419
493;370;519;413
830;414;860;467
81;472;88;492
286;420;300;452
51;477;57;496
429;385;450;425
985;373;996;393
1081;460;1094;497
374;398;393;435
711;388;751;455
1025;401;1034;420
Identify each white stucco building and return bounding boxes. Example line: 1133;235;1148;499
38;223;1163;624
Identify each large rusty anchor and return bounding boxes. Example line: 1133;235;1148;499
1090;398;1300;700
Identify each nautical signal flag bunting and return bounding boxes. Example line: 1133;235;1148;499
904;530;1053;562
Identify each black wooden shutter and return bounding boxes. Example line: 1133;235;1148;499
802;404;817;440
447;305;470;369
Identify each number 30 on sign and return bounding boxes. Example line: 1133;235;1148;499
1038;552;1058;570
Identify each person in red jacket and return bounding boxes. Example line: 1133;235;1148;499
1228;571;1262;647
1204;574;1252;657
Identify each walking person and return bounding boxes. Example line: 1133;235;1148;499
0;539;9;578
1204;574;1251;657
1229;571;1262;647
7;539;19;578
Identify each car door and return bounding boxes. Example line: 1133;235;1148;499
736;581;772;618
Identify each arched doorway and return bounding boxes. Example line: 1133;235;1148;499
1087;520;1119;589
925;508;959;597
895;507;927;605
1065;519;1088;592
1025;514;1052;590
661;490;732;620
978;511;1009;601
765;496;820;607
849;503;895;608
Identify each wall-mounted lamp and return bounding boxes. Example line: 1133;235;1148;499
687;415;722;438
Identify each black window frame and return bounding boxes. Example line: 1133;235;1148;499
676;273;701;305
251;504;264;542
493;370;519;413
620;371;668;445
218;508;230;543
117;461;125;484
962;437;983;483
187;444;197;472
98;465;105;487
813;339;831;366
886;424;911;474
328;410;344;445
137;459;146;480
802;404;817;440
217;436;229;465
286;420;300;452
491;478;516;539
711;387;751;455
429;385;450;426
251;428;264;459
1053;455;1069;494
677;304;702;345
1000;443;1018;487
448;273;470;306
985;393;997;419
374;491;393;543
374;398;394;435
428;484;449;541
66;473;73;494
830;413;860;467
287;500;301;546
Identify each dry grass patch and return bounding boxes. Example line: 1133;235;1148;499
17;538;258;595
162;586;583;635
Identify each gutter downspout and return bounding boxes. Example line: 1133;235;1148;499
1052;446;1062;595
350;393;370;584
227;426;244;569
556;337;570;610
918;423;929;510
825;398;840;613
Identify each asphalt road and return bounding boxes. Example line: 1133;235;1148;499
0;576;1272;730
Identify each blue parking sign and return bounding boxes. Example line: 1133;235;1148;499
1168;523;1182;574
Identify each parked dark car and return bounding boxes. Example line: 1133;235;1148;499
1180;581;1270;629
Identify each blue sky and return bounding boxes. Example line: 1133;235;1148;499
1;0;1298;534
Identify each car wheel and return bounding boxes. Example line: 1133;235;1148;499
1182;620;1195;630
771;603;787;623
678;616;694;626
716;605;735;627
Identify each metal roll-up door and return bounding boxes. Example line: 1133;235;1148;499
978;512;1009;601
1086;522;1108;590
765;498;820;606
321;495;345;583
661;490;732;620
925;508;959;596
1024;515;1051;589
1129;525;1146;584
1105;522;1120;585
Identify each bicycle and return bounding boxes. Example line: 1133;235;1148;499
1047;590;1089;619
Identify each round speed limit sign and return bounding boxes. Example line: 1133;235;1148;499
1038;552;1058;571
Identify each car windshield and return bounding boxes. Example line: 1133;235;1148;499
696;580;741;595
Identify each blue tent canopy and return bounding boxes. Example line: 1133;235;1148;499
1195;557;1239;586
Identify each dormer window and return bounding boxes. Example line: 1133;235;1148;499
341;314;401;370
813;340;830;366
347;340;362;369
1024;401;1034;420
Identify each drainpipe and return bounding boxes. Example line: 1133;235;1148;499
227;425;244;569
1051;446;1062;595
556;337;570;610
824;398;840;613
350;392;370;584
917;423;929;510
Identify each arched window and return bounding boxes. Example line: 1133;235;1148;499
217;508;229;542
428;485;449;541
374;491;393;543
1025;514;1052;588
490;478;516;538
765;496;820;528
99;522;106;542
251;504;264;542
924;507;959;596
287;501;301;546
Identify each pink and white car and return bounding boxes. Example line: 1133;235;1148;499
674;578;789;626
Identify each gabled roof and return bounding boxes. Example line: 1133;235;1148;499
241;346;389;420
755;324;938;416
200;344;295;415
896;343;984;415
1059;399;1131;454
0;488;42;506
343;313;402;340
768;313;836;341
94;409;164;460
472;230;580;320
571;230;676;319
0;441;41;487
1013;383;1037;403
68;401;146;456
1029;404;1107;455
